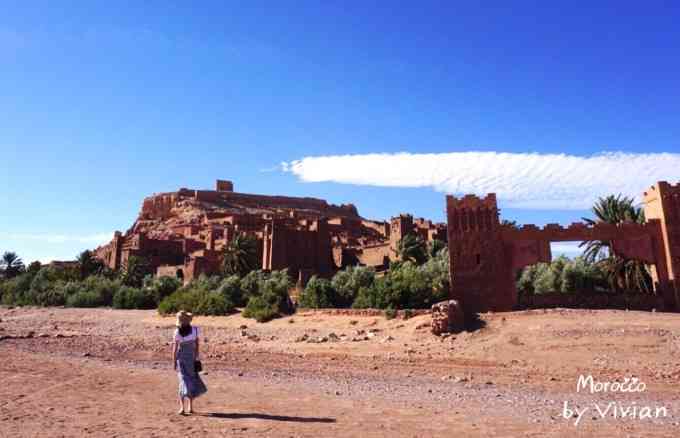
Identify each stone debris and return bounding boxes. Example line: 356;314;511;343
431;299;464;336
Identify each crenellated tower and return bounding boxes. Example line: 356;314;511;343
446;193;516;313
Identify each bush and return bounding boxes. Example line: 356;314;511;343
0;271;36;305
351;259;447;310
384;307;397;319
113;286;155;309
144;276;182;304
158;276;236;316
298;276;335;308
242;269;294;322
80;276;120;306
331;266;375;307
195;292;233;316
240;270;268;303
218;275;245;307
66;290;106;308
517;256;609;296
242;295;279;322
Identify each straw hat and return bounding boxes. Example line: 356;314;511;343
175;310;193;327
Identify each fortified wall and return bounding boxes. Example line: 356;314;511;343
446;181;680;313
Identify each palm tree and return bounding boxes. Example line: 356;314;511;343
395;233;428;265
580;195;643;263
1;251;25;279
579;195;652;293
223;233;260;277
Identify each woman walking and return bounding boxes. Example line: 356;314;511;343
172;310;207;415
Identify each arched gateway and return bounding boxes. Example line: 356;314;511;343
446;181;680;313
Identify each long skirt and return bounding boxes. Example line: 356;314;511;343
176;341;207;399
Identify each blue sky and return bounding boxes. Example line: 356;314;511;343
1;1;679;263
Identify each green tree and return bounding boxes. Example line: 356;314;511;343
299;276;336;308
1;252;25;279
222;233;260;277
396;233;428;265
331;266;375;307
427;239;447;259
77;250;104;279
121;255;152;288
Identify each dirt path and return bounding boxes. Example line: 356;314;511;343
1;306;680;437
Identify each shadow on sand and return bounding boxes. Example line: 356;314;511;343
199;412;336;423
464;312;487;332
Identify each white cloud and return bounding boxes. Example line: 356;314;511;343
551;242;584;257
0;232;112;245
282;151;680;209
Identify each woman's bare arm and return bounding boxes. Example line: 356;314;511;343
172;340;178;370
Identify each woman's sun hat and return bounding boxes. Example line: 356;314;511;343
176;310;193;327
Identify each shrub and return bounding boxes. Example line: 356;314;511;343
195;292;234;316
384;307;397;320
0;271;36;305
351;256;449;310
518;257;610;296
240;270;268;303
158;276;236;316
352;284;387;309
144;276;182;304
242;295;279;322
113;286;155;309
298;276;335;308
80;275;120;306
242;269;294;322
218;275;245;307
331;266;375;307
66;290;106;308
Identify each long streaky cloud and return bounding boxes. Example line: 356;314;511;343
282;151;680;210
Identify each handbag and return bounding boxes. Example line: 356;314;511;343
194;360;203;373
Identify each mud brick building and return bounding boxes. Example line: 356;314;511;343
95;180;447;284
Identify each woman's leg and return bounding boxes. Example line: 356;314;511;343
187;397;193;414
178;396;185;414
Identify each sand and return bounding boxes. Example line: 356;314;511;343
1;306;679;437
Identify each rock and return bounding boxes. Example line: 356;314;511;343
294;334;309;342
237;372;244;377
431;299;464;336
37;333;49;338
247;334;260;342
26;331;35;338
381;336;395;343
349;320;358;325
239;325;248;330
82;352;91;357
288;319;295;324
240;329;248;337
327;333;340;342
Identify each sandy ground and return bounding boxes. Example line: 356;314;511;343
1;306;680;437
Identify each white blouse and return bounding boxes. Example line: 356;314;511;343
174;326;199;343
